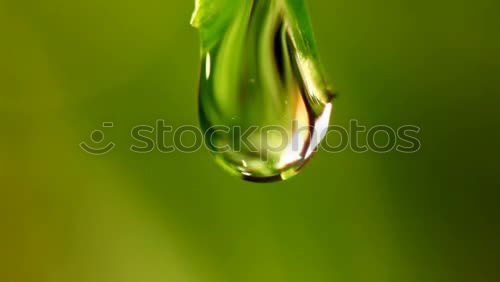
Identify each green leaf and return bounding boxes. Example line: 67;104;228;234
191;0;242;50
192;0;321;59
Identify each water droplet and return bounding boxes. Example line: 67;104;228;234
193;0;335;182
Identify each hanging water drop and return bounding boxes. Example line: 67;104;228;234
192;0;335;182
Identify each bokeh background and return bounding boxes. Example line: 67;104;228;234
1;1;499;281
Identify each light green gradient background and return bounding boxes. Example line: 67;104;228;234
1;1;499;282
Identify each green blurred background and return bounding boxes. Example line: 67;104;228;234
1;0;499;281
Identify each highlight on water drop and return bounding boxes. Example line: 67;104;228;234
192;0;335;182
